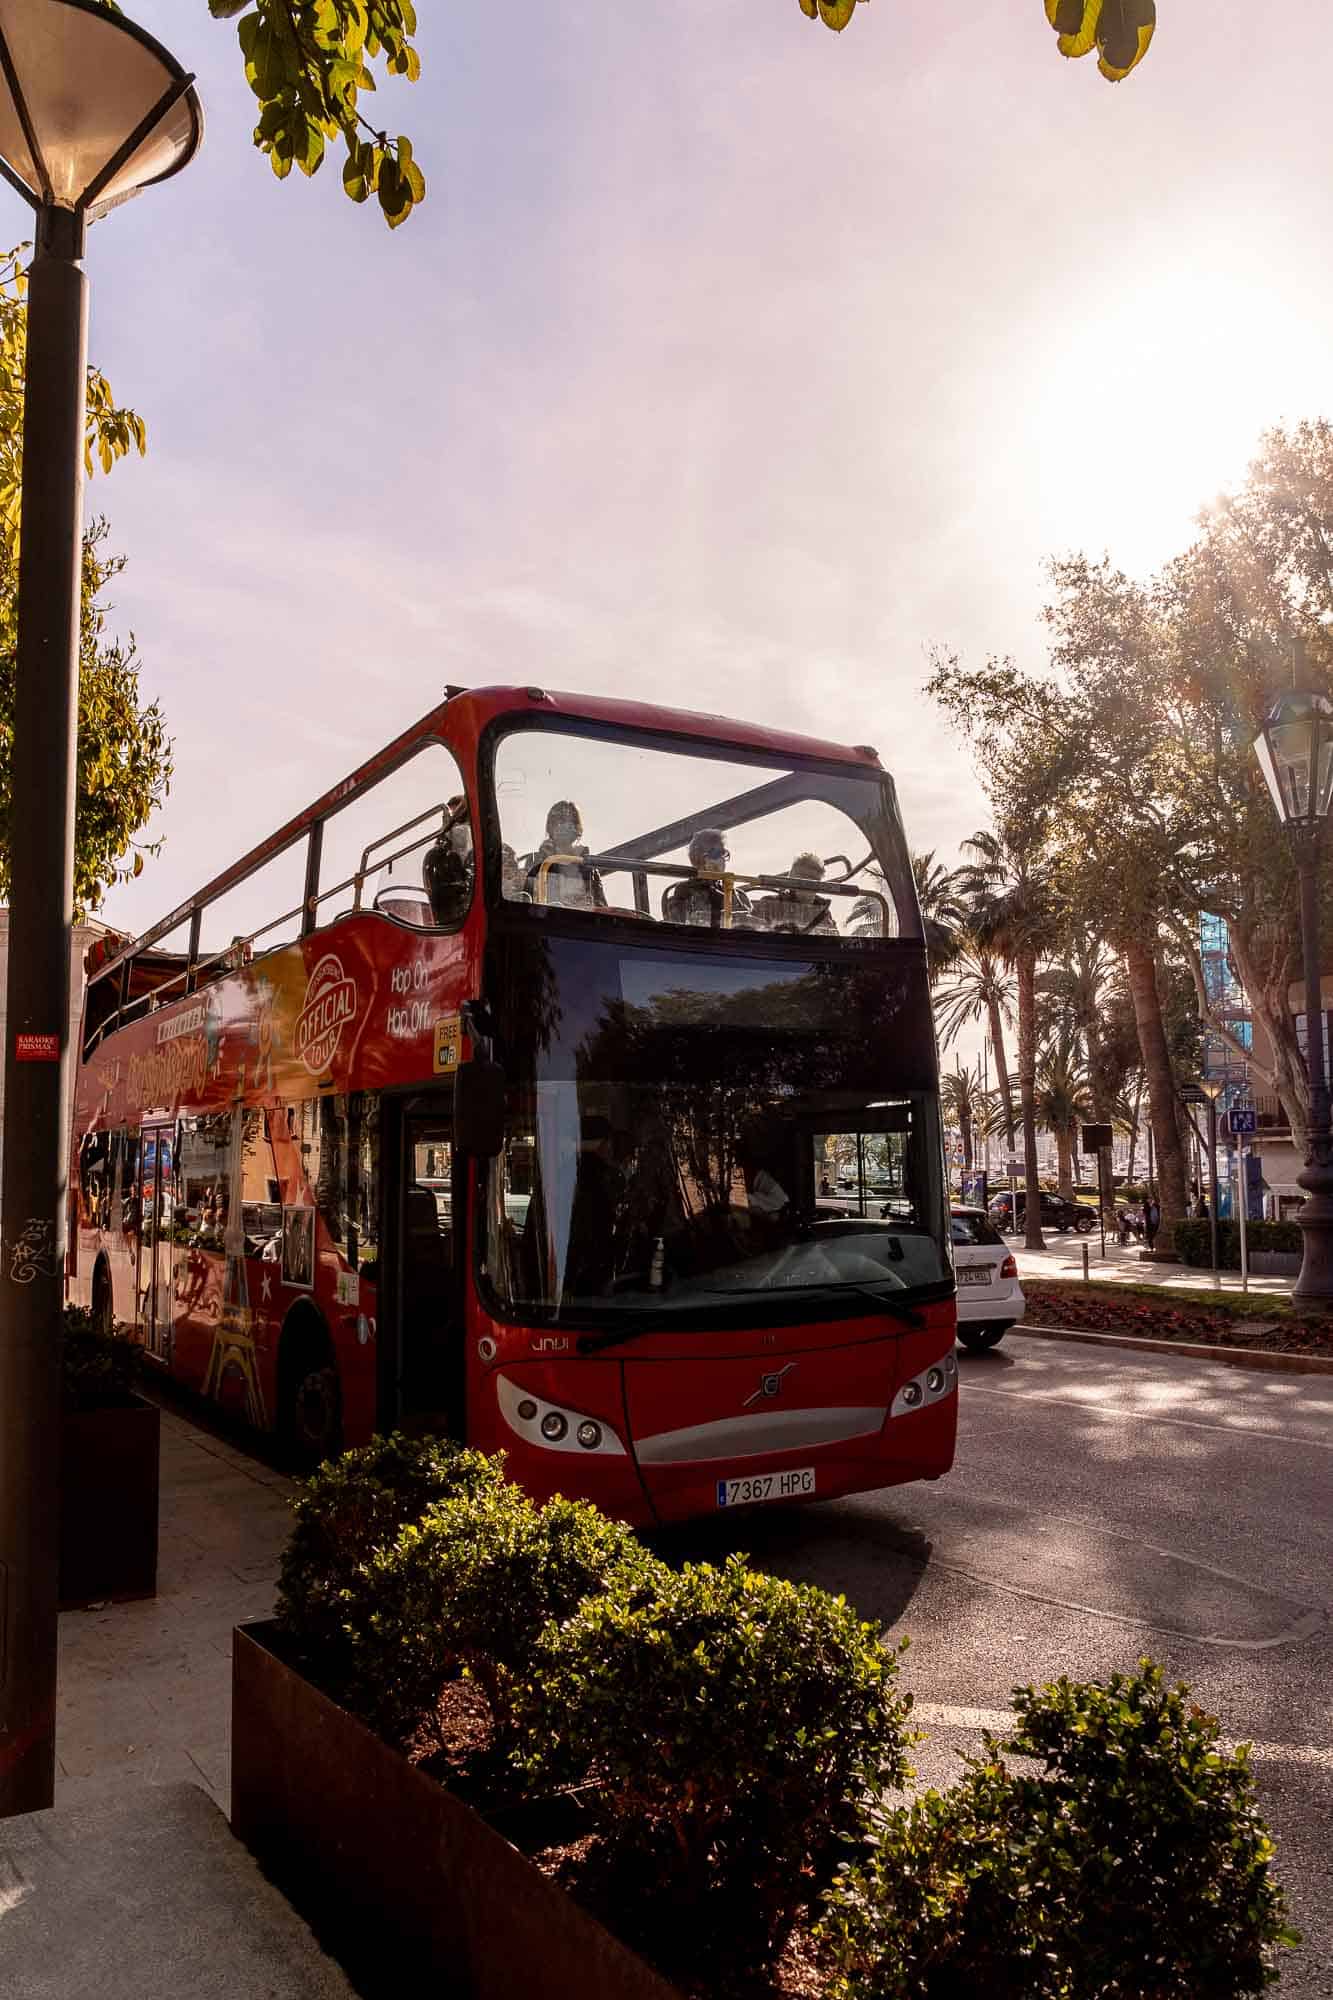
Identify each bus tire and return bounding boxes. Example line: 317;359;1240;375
278;1310;343;1471
91;1254;114;1334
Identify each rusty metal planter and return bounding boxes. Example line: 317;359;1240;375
231;1621;685;2000
59;1392;160;1609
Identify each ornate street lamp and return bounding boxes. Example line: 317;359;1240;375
0;0;201;1817
1196;1075;1223;1280
1253;689;1333;1305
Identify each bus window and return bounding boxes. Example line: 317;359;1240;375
491;725;915;939
315;740;472;931
178;1113;233;1249
78;1132;111;1232
350;1092;380;1281
113;1130;141;1242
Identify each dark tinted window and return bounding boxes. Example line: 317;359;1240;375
950;1211;1004;1248
484;933;948;1326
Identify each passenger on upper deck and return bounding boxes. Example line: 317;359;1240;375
524;801;607;910
752;852;838;936
661;830;755;930
422;800;474;925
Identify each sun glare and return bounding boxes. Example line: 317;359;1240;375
1025;263;1332;578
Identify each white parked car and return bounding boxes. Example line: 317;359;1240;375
950;1205;1025;1352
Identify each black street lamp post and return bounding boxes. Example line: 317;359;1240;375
0;0;200;1817
1198;1076;1223;1280
1253;689;1333;1306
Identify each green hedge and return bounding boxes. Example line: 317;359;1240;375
818;1662;1297;1998
517;1553;913;1958
275;1432;505;1706
1173;1219;1302;1269
276;1438;1296;1990
61;1305;142;1410
349;1483;659;1746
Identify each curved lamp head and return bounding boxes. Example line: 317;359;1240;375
0;0;201;222
1253;688;1333;832
1197;1076;1225;1104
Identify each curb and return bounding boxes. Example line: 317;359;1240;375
1014;1323;1333;1375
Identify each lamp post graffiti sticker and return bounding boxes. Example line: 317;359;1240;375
9;1219;57;1284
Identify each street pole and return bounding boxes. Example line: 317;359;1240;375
0;207;88;1815
1238;1137;1249;1294
1292;828;1333;1303
1208;1096;1219;1282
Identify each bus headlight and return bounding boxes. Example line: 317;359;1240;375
891;1360;958;1419
495;1373;628;1457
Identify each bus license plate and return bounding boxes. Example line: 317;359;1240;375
716;1467;815;1509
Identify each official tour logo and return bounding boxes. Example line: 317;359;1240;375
296;954;357;1075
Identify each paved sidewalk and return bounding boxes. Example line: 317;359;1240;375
0;1783;355;1999
57;1406;294;1812
1011;1234;1294;1301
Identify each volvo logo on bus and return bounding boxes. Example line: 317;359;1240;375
743;1362;796;1409
297;954;357;1074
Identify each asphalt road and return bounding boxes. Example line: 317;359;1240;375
669;1333;1333;1996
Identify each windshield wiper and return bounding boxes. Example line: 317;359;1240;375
839;1282;925;1329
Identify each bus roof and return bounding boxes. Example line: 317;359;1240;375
89;685;885;984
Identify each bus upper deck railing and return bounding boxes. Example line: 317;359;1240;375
83;837;894;1062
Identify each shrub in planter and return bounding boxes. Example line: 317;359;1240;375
61;1305;142;1408
818;1660;1297;1999
1174;1218;1303;1270
275;1431;504;1697
519;1553;914;1963
345;1481;662;1748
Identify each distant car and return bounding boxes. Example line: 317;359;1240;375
988;1189;1095;1234
950;1206;1025;1352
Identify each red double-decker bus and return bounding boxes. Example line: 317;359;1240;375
70;687;957;1524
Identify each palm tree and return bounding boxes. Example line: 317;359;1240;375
940;1061;986;1179
1035;1035;1093;1200
852;850;966;984
932;947;1017;1149
955;827;1052;1251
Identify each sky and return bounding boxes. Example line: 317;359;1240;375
39;0;1333;1018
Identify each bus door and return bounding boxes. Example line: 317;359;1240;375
137;1121;176;1361
381;1094;463;1435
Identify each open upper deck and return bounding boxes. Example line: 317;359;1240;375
81;685;921;1061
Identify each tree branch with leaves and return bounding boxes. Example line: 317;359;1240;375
0;248;170;913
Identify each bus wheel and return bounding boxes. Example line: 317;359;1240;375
91;1255;114;1334
279;1316;343;1471
957;1323;1007;1353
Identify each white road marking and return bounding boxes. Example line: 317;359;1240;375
913;1703;1333;1773
963;1381;1333;1450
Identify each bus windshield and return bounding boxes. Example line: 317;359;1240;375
489;721;919;940
483;935;949;1327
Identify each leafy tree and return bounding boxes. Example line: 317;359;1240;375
1034;1031;1091;1198
104;0;1157;235
0;249;171;916
940;1059;986;1175
933;945;1017;1151
204;0;425;227
1043;0;1157;82
954;826;1052;1250
930;583;1199;1251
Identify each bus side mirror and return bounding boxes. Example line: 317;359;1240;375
455;1056;505;1157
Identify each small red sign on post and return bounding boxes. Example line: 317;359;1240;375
15;1033;60;1062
